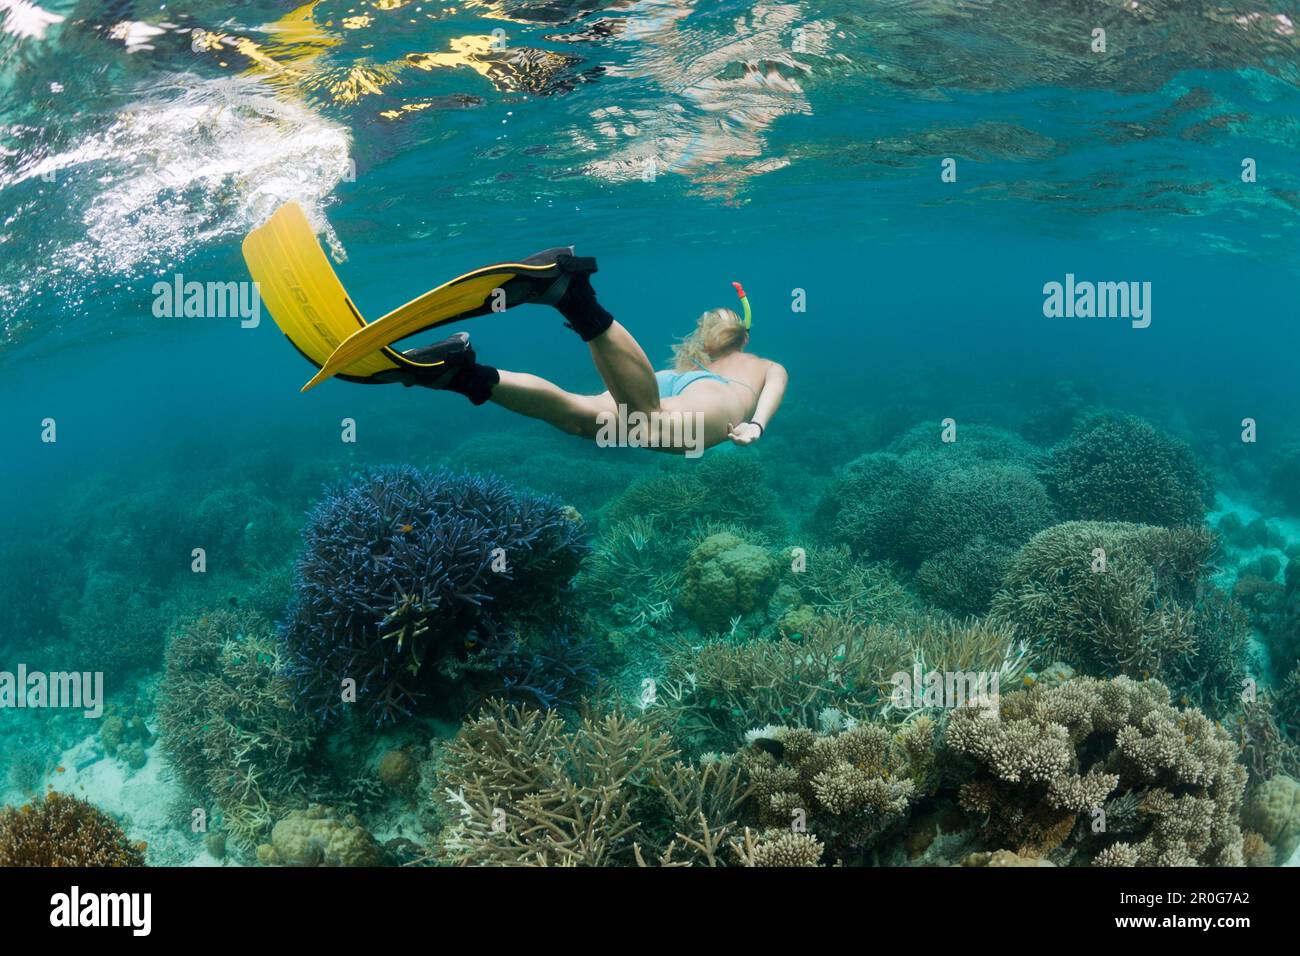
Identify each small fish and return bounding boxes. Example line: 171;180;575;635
55;766;65;774
399;524;414;533
751;738;784;760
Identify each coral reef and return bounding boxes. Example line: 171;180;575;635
1266;443;1300;513
576;516;683;632
812;451;936;561
1216;511;1286;551
281;466;588;723
1046;411;1213;526
678;531;779;632
0;792;145;866
888;422;1045;470
945;676;1246;866
158;609;322;850
256;805;383;867
785;545;925;628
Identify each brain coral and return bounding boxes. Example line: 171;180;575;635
678;531;779;632
1242;775;1300;865
945;676;1246;865
256;805;383;867
282;466;587;724
0;792;145;866
1047;411;1213;526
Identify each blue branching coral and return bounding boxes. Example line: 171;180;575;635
282;466;588;724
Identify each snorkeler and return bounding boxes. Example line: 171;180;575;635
397;274;787;451
243;202;787;452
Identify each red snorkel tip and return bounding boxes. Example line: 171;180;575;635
731;281;746;299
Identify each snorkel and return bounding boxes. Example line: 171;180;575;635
731;281;752;330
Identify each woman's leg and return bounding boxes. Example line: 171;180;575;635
489;371;616;439
585;321;661;414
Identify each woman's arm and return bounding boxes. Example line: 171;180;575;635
728;362;788;445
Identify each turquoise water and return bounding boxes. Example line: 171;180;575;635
0;1;1298;867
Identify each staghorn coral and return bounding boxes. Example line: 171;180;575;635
1231;695;1300;786
678;531;779;632
0;792;145;866
158;609;322;851
658;613;910;749
944;676;1246;866
1046;411;1213;526
737;718;939;863
991;521;1243;713
659;614;1026;752
1277;667;1300;743
440;626;601;711
787;545;925;628
282;466;587;724
576;516;683;632
435;700;748;867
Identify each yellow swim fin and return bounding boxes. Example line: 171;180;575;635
242;202;593;393
241;202;408;387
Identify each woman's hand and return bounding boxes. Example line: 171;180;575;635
727;421;763;446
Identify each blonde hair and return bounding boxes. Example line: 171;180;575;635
670;307;748;372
